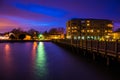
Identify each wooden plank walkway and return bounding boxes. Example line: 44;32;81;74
53;39;120;61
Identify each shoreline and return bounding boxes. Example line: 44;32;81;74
0;40;51;43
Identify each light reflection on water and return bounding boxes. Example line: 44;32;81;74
4;44;11;66
35;42;47;79
32;42;37;61
4;43;13;77
0;42;115;80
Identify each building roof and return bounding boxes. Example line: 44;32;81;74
69;18;112;22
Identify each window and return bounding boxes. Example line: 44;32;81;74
105;30;107;32
72;30;77;32
68;27;70;29
87;30;90;32
87;20;90;23
74;26;77;29
90;30;93;32
81;20;85;23
108;30;112;32
87;24;90;26
81;30;85;32
72;27;74;29
82;36;84;40
97;30;100;32
74;36;77;40
78;36;80;39
107;24;113;27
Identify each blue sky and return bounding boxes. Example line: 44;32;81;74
0;0;120;32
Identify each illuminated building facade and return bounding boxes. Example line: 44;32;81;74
66;18;113;40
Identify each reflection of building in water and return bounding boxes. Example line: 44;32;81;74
32;42;38;61
35;42;47;79
4;44;11;65
33;42;38;50
5;44;10;55
4;44;12;74
66;18;113;40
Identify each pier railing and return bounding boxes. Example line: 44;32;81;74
53;39;120;59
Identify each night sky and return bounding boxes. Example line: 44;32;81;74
0;0;120;32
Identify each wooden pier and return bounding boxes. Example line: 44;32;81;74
53;39;120;65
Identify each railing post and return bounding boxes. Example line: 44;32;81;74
97;40;99;53
115;39;118;60
86;39;87;50
71;38;72;45
91;40;92;52
105;40;107;57
82;39;83;49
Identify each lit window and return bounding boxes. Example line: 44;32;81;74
82;36;84;40
66;35;71;39
74;36;77;40
90;30;93;32
98;36;100;39
87;20;90;23
105;30;107;32
74;30;77;32
72;27;74;29
107;24;113;27
87;24;90;26
87;36;90;39
74;26;77;29
94;36;96;40
78;36;80;39
68;30;70;32
72;30;77;32
68;27;70;29
108;30;112;32
87;30;90;32
81;30;85;32
91;36;93;39
97;30;100;32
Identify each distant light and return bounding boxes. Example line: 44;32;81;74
66;35;71;39
87;24;90;26
87;20;90;23
39;34;43;38
74;36;77;40
38;34;44;40
82;36;84;40
0;36;9;40
78;36;80;39
107;24;113;27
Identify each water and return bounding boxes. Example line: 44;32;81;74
0;42;118;80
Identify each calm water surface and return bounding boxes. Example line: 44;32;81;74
0;42;117;80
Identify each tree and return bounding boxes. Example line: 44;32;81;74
42;31;49;39
18;34;26;40
27;29;40;39
48;27;65;35
49;28;58;35
57;27;65;34
9;34;16;40
10;28;24;39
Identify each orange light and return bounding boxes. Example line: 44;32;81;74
107;24;113;27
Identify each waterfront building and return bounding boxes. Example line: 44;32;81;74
24;35;32;40
106;31;120;41
66;18;113;40
49;34;65;39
